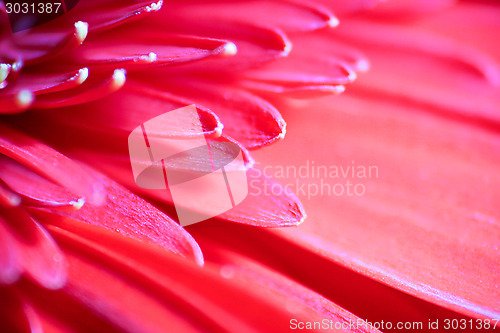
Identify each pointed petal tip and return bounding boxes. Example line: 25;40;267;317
74;68;89;85
74;21;89;44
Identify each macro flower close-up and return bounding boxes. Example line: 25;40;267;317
0;0;499;332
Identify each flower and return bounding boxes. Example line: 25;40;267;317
1;0;499;332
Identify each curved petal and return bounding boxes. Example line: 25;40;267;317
252;94;500;319
0;156;84;210
33;68;127;109
0;125;106;205
241;31;357;89
73;28;230;68
0;68;88;114
336;20;500;126
141;75;286;149
31;172;204;266
0;208;67;289
29;223;379;332
164;0;336;33
0;220;22;285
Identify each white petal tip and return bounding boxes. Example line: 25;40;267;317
222;42;238;56
74;21;89;44
75;68;89;84
328;17;340;28
112;69;127;88
146;0;163;12
16;90;34;108
0;63;11;83
70;198;85;210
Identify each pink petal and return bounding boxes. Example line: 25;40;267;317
0;125;105;205
0;207;67;289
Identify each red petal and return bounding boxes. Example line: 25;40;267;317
253;94;500;318
0;220;21;285
28;82;223;139
143;75;286;149
32;173;204;265
0;125;106;205
0;289;35;332
336;20;500;125
0;207;67;289
73;28;230;69
146;16;290;70
1;0;161;64
31;223;378;332
215;167;306;227
241;31;357;89
0;156;84;210
0;180;21;207
304;0;380;15
0;68;88;114
164;0;336;33
0;21;88;64
32;68;126;109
